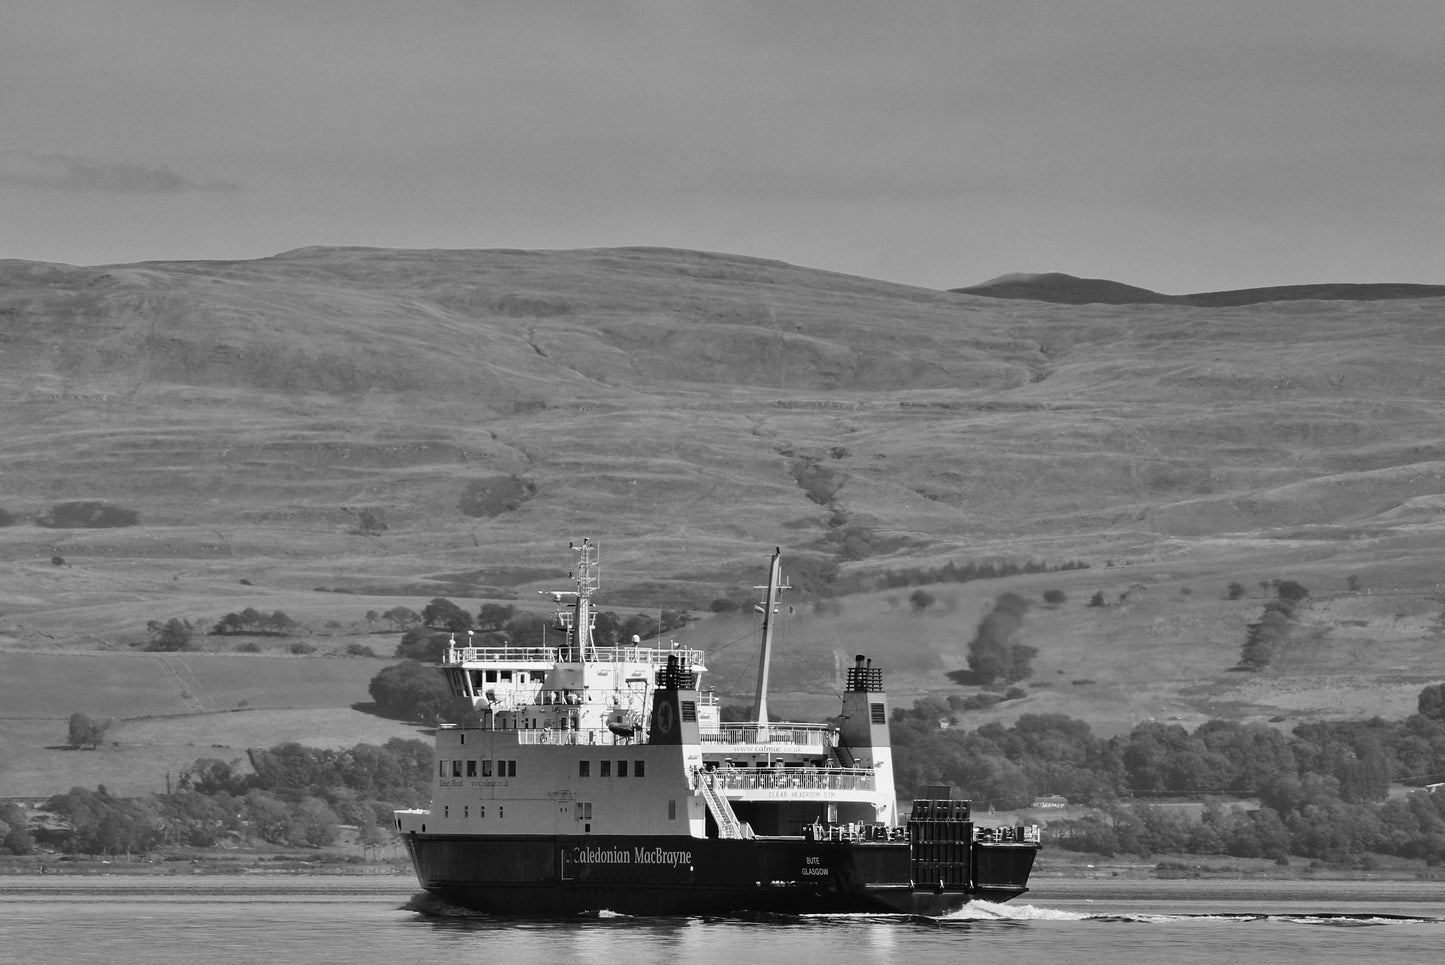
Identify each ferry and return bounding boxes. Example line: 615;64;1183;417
395;541;1040;915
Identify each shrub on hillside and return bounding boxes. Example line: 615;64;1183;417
458;475;536;517
36;501;139;528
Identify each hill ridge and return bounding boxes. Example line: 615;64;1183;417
954;271;1445;306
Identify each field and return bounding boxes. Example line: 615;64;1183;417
2;246;1444;798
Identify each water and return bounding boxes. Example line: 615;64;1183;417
2;874;1443;965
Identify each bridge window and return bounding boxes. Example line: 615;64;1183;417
601;760;612;778
466;760;477;777
579;760;590;778
451;761;462;778
635;760;645;778
482;760;493;777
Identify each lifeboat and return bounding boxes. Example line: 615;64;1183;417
606;707;642;737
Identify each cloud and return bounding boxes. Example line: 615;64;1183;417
0;152;239;193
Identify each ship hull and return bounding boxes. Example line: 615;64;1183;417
403;832;1037;916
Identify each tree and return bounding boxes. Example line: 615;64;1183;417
382;606;420;629
1226;582;1246;600
1;803;33;855
476;603;515;630
45;787;161;856
1276;580;1309;603
146;618;195;651
422;597;472;632
67;712;113;749
1418;683;1445;723
358;822;389;860
1042;589;1066;607
394;626;451;662
965;592;1035;685
909;589;936;613
368;662;453;722
1087;591;1106;607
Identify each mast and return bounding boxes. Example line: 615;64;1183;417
546;538;599;662
751;547;787;731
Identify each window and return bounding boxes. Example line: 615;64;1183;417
600;760;612;778
464;805;469;818
444;805;449;818
504;760;517;777
579;760;590;778
617;760;628;778
482;760;494;777
635;760;645;778
438;762;446;778
668;800;676;820
452;761;462;778
575;802;592;821
466;760;477;777
480;806;485;818
499;806;504;819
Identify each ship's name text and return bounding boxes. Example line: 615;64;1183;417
571;846;693;867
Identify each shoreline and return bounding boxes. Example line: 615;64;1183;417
3;852;1440;882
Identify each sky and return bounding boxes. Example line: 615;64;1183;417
2;0;1442;294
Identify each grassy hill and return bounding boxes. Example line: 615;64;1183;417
2;246;1444;797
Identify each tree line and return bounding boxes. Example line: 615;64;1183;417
21;739;432;858
891;682;1445;864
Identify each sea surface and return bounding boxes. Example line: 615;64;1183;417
2;874;1443;965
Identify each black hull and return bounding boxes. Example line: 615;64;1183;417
404;833;1038;917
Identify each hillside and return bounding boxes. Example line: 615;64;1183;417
953;271;1445;306
2;246;1445;795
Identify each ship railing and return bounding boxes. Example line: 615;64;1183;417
704;765;876;793
445;643;707;669
973;825;1043;844
699;722;835;748
804;822;908;843
515;728;638;746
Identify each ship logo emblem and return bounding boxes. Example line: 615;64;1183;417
657;700;675;736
